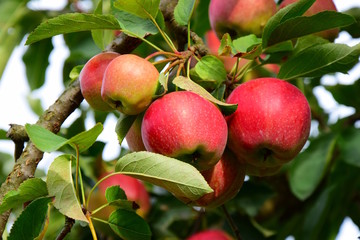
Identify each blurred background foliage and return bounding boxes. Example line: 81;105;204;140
1;0;360;239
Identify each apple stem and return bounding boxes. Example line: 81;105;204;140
221;205;242;240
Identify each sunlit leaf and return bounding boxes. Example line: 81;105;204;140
113;0;160;19
262;0;315;48
173;76;237;115
115;151;213;201
265;11;355;47
46;154;88;222
278;43;360;80
26;13;120;45
174;0;196;26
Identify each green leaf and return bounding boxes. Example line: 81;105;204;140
174;0;196;26
0;178;48;214
289;134;337;200
113;0;160;19
26;95;44;117
172;76;237;115
67;122;103;152
26;13;120;45
69;64;84;81
342;8;360;38
262;0;315;48
194;56;227;87
112;9;159;37
25;124;67;152
278;43;360;80
115;114;137;145
106;185;127;202
325;79;360;111
8;197;52;240
108;209;152;240
91;0;105;50
46;154;88;222
266;11;355;47
219;33;234;56
106;186;138;211
236;181;275;217
115;151;213;201
22;38;53;91
233;34;262;53
338;128;360;168
0;1;28;79
25;123;103;153
0;129;6;139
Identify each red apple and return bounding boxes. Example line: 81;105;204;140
79;52;120;111
187;229;233;240
125;113;146;152
179;150;245;208
101;54;159;115
209;0;277;38
94;173;151;218
141;91;228;171
226;78;311;175
279;0;339;41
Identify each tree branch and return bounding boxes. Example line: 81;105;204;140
0;0;204;236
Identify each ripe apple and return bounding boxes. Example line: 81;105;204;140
226;78;311;175
101;54;159;115
91;173;151;218
79;52;120;111
141;91;228;171
209;0;277;38
187;229;233;240
125;113;146;152
178;150;245;208
279;0;339;41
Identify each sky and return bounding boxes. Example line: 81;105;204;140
0;0;359;239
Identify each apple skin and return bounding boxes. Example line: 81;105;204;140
279;0;339;41
96;173;151;218
101;54;159;115
178;150;245;208
209;0;277;38
79;52;120;111
226;78;311;175
125;113;147;152
187;229;233;240
141;91;228;171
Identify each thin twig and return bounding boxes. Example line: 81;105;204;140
56;216;75;240
221;205;242;240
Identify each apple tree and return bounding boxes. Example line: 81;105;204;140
0;0;360;239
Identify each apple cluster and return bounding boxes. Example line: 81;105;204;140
79;53;311;209
79;0;319;210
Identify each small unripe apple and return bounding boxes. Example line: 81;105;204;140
187;229;233;240
92;173;151;218
125;113;146;152
141;91;228;171
101;54;159;115
79;52;120;111
209;0;277;38
226;78;311;175
279;0;339;41
178;150;245;208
